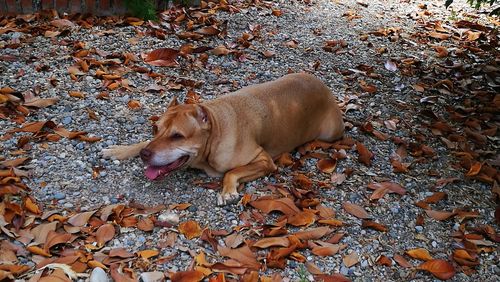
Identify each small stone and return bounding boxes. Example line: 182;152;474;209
158;211;179;226
140;271;164;282
187;205;198;212
340;266;349;275
89;267;108;282
415;226;423;233
62;116;72;125
431;241;437;248
53;192;66;200
64;203;74;208
361;260;368;268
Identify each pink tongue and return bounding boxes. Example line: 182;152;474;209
145;166;169;180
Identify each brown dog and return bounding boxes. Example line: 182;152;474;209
103;73;344;205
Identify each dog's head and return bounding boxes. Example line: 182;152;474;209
140;98;210;180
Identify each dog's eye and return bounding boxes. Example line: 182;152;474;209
170;133;184;140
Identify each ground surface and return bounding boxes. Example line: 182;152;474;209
0;0;499;281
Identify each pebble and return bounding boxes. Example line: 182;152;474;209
89;267;108;282
53;192;66;200
340;266;349;276
62;116;72;125
415;226;423;233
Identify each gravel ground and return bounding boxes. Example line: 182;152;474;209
1;0;499;281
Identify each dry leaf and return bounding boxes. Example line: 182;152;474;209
361;220;388;232
293;227;332;241
250;197;300;216
393;253;412;268
178;221;202;240
342;202;370;219
417;259;455;280
343;251;359;267
67;211;96;227
96;224;115;247
253;237;290;248
137;249;159;259
406;248;433;261
144;48;179;67
425;210;456;221
355;142;373;166
317;158;337;173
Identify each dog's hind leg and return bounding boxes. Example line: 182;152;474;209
101;141;150;160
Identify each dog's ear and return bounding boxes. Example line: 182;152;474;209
168;97;179;108
196;105;209;128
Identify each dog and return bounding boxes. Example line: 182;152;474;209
103;73;344;205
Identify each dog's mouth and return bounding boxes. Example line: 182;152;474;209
144;155;190;180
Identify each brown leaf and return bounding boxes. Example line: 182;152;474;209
137;218;154;232
312;242;341;257
50;19;76;29
195;26;220;36
367;181;406;195
417;259;455;280
261;50;276;58
342;202;370;219
361;220;388;232
433;46;449;57
466;162;482;177
317;158;337;173
343;251;359;267
359;80;377;93
314;274;350;282
218;245;260;269
68;91;85;98
144;48;179;67
287;210;316;227
27;245;51;257
211;45;231;56
425;210;456;221
369;187;390;200
428;32;451;40
305;262;324;275
250;197;300;216
24;97;59;108
424;192;447;204
110;264;136;282
127;100;141;110
31;221;58;244
376;255;392;266
253;237;290;248
96;224;115;247
67;211;96;226
170;270;205;282
137;249;159;259
393;253;412;268
406;248;433;261
109;248;134;258
44;230;72;251
355;142;373;166
178;220;202;240
293;227;332;240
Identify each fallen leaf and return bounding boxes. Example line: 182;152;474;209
44;231;72;251
144;48;179;67
96;224;115;247
376;255;392;266
424;192;447;204
50;19;76;29
343;251;359;267
417;259;455;280
287;210;316;227
293;227;332;240
361;220;388;232
127;100;141;109
367;181;406;195
137;218;154;232
466;162;482;177
178;221;202;240
355;142;373;166
67;211;95;227
342;202;370;219
250;197;300;216
305;262;324;275
68;91;84;98
312;242;341;257
211;45;231;56
425;210;456;221
406;248;433;261
218;245;260;269
394;253;412;268
137;249;159;259
253;237;290;248
317;158;337;173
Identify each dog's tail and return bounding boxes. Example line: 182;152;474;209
101;141;150;160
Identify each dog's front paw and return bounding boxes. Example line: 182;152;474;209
216;192;240;206
102;146;131;160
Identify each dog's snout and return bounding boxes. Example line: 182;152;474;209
140;148;152;161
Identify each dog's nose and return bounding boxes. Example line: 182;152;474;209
140;149;152;161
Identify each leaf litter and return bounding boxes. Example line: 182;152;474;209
0;0;498;281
